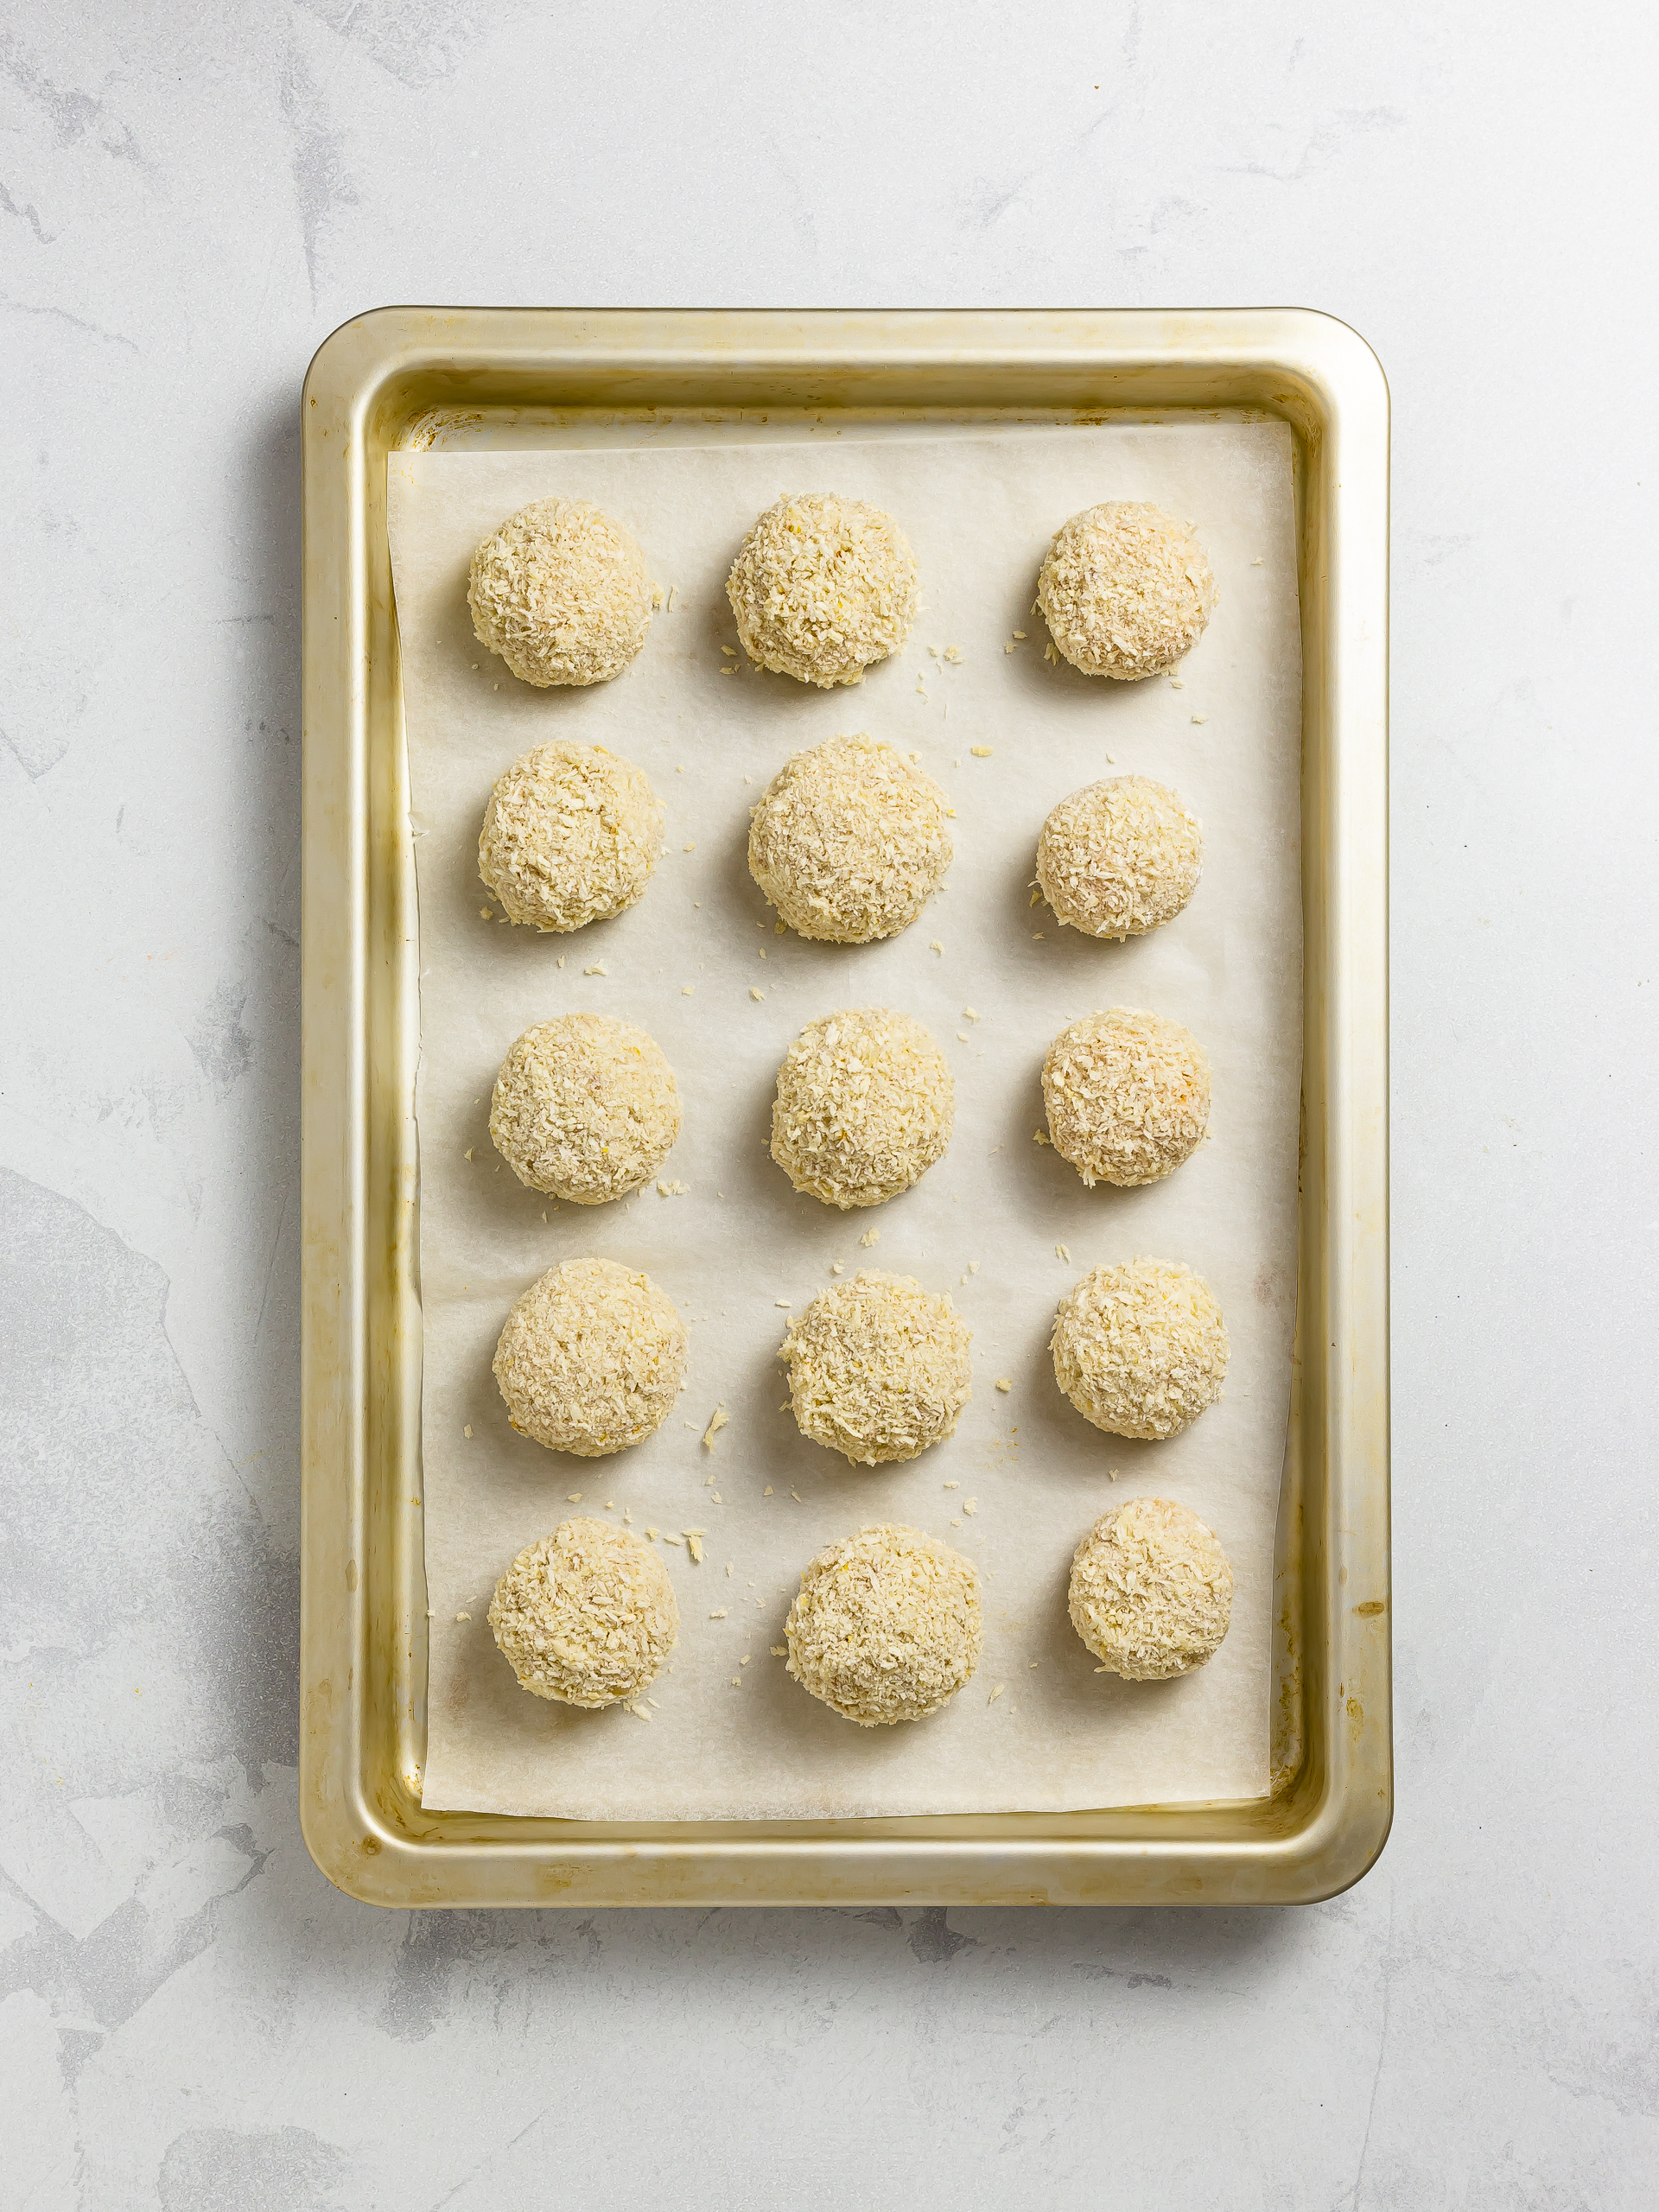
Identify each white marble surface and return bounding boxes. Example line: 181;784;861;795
2;3;1655;2205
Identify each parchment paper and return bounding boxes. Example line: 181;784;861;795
387;420;1302;1820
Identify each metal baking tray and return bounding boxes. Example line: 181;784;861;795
299;308;1389;1908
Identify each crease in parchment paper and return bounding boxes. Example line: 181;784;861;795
386;421;1302;1821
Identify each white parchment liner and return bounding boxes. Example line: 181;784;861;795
387;420;1301;1820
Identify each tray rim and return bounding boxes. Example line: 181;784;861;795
299;306;1389;1909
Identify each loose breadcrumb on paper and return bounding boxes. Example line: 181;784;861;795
771;1645;787;1657
584;963;607;976
957;1031;970;1041
702;1404;728;1449
1034;1129;1052;1147
1056;1243;1071;1262
988;1684;1004;1703
750;987;766;1001
479;906;493;920
463;1424;473;1438
455;1612;470;1622
1013;630;1027;640
995;1378;1013;1393
740;1655;751;1666
764;1484;774;1496
1191;714;1209;725
944;646;962;664
970;746;994;758
943;1480;959;1491
709;1609;728;1619
567;1491;582;1503
682;985;695;995
464;1147;474;1161
657;1179;690;1196
859;1229;880;1247
963;1499;977;1516
929;938;944;955
686;1536;703;1562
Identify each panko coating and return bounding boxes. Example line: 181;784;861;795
493;1257;686;1457
1035;776;1202;939
726;493;918;687
488;1518;678;1707
785;1524;982;1725
1042;1009;1211;1188
770;1008;954;1210
779;1272;972;1465
478;739;663;932
748;734;951;943
1051;1258;1229;1441
1068;1497;1234;1680
467;496;652;686
1037;500;1217;680
490;1014;681;1204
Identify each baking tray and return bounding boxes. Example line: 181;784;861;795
299;308;1389;1908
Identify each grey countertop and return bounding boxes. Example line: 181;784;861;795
3;4;1655;2207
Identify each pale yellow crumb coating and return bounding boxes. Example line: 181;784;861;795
468;496;652;686
1038;500;1216;681
490;1013;681;1203
785;1523;982;1725
1068;1497;1234;1680
489;1517;678;1707
493;1256;686;1457
779;1271;972;1465
1051;1258;1229;1441
749;733;951;943
479;739;663;932
1042;1008;1210;1188
1036;775;1202;940
771;1007;954;1210
727;493;918;687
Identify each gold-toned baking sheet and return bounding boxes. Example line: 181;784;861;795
388;421;1301;1821
298;307;1389;1908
